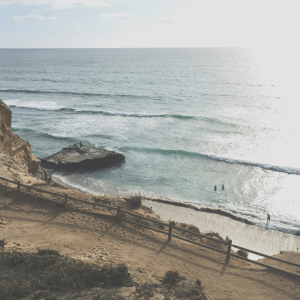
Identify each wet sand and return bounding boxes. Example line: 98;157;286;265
143;199;300;260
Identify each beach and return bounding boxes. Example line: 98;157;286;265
1;156;300;299
51;173;300;260
1;47;300;298
2;48;300;236
143;199;300;260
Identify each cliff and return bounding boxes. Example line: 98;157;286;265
0;99;40;176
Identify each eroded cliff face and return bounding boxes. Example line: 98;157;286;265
0;99;40;176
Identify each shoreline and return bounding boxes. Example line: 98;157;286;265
143;199;300;259
144;197;254;225
51;174;300;260
52;174;253;225
53;173;300;235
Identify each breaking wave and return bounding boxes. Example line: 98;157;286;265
118;146;300;175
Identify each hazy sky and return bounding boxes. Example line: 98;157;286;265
0;0;299;48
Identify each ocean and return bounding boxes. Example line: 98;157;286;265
1;48;299;235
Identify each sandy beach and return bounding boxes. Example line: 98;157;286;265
1;156;300;299
143;199;300;260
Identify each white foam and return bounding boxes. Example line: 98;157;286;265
206;154;300;175
5;99;62;111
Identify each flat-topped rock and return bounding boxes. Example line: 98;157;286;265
41;143;125;170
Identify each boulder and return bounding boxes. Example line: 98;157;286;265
41;143;125;170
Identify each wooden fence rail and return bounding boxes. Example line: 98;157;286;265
0;175;299;278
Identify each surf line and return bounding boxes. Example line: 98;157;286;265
144;197;254;225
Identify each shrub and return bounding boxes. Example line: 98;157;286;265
237;250;248;258
188;225;200;234
135;285;155;299
126;193;142;207
0;250;136;300
205;231;224;241
37;249;60;256
162;271;184;286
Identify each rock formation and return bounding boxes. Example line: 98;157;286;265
41;143;125;170
0;99;42;176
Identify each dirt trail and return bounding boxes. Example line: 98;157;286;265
1;183;300;300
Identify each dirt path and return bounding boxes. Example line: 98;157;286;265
1;186;300;300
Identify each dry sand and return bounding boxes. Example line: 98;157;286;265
1;160;300;299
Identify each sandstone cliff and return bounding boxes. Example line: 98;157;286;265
0;99;40;176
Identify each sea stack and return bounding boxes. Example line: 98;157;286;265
41;143;125;170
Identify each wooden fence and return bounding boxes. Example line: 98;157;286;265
0;175;300;278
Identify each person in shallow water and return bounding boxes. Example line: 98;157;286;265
214;185;217;191
222;184;224;190
267;213;271;222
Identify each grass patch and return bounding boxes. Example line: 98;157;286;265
0;250;136;300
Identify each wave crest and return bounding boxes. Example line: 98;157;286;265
0;88;149;99
118;146;300;175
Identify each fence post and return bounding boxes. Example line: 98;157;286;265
17;181;21;197
117;206;121;220
64;194;68;208
168;221;173;241
226;239;232;262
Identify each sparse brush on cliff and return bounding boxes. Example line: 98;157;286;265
0;250;136;300
134;281;207;300
237;250;248;258
162;271;185;286
126;193;142;207
205;231;224;241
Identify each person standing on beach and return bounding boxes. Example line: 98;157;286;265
214;185;217;191
267;213;270;222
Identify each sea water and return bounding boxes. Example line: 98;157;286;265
1;48;300;235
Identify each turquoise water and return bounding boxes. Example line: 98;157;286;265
1;48;300;234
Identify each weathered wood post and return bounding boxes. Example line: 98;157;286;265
168;221;173;241
226;239;232;262
17;181;21;197
117;206;121;220
64;194;68;208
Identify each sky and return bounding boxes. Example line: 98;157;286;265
0;0;299;48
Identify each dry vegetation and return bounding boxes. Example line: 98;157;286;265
0;250;136;300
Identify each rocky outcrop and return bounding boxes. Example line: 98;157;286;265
0;99;41;176
41;143;125;170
